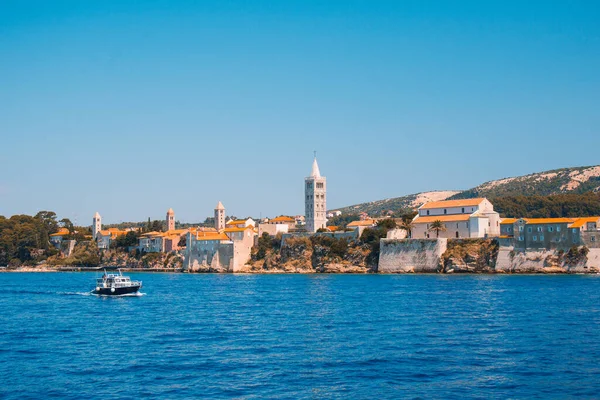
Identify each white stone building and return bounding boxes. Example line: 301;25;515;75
412;198;501;239
215;201;226;231
305;157;327;233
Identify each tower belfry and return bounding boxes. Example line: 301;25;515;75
305;155;327;233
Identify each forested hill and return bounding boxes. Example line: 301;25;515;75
334;165;600;216
448;165;600;200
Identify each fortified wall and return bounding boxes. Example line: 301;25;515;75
496;247;600;273
378;239;447;273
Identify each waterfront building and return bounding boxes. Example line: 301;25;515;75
185;226;254;272
500;217;600;250
138;229;188;253
305;156;327;233
412;198;501;239
166;208;175;231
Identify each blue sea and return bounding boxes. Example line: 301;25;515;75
1;273;600;399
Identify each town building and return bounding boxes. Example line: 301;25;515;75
305;156;327;233
499;217;600;250
49;227;71;248
347;219;377;236
412;198;501;239
185;225;255;272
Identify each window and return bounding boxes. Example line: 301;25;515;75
316;182;324;189
462;208;465;213
537;227;543;232
548;227;554;232
557;226;561;232
540;235;544;241
533;236;537;241
444;209;447;214
519;226;523;232
573;229;578;234
518;235;524;241
592;236;596;242
527;227;532;233
427;210;430;215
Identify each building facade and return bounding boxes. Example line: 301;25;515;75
500;217;600;250
412;198;501;239
305;157;327;233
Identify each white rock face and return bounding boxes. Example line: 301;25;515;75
378;239;447;273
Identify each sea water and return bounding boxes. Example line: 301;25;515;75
1;273;600;399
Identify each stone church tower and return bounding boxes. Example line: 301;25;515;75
305;157;327;233
166;208;175;231
215;201;225;231
92;212;102;240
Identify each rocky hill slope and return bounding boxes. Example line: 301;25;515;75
335;165;600;216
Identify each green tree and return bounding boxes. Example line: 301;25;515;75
399;218;414;238
428;220;446;238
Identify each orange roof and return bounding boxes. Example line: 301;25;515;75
500;218;518;225
226;219;251;225
270;216;295;223
419;198;486;210
413;215;471;224
327;226;339;232
140;231;164;237
569;217;600;229
523;218;576;225
189;227;217;233
50;227;70;237
223;226;254;233
193;232;230;241
347;220;376;227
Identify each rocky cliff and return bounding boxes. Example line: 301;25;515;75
241;236;373;273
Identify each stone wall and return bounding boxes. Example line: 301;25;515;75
496;246;600;273
378;239;447;273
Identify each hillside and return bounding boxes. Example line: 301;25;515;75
449;165;600;200
335;165;600;216
335;190;460;216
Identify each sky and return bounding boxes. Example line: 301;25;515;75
1;0;599;224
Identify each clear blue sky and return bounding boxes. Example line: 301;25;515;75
1;0;599;224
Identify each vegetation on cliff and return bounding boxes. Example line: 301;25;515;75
441;239;499;273
491;193;600;218
0;211;62;266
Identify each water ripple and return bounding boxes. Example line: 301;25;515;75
1;273;600;398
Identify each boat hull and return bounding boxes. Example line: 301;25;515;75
93;285;141;296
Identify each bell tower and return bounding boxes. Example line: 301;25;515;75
92;212;102;240
215;201;225;231
305;155;327;233
166;208;175;231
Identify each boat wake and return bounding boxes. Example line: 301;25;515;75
92;291;145;297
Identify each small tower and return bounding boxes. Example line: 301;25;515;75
305;156;327;233
92;212;102;240
215;201;225;231
166;208;175;231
